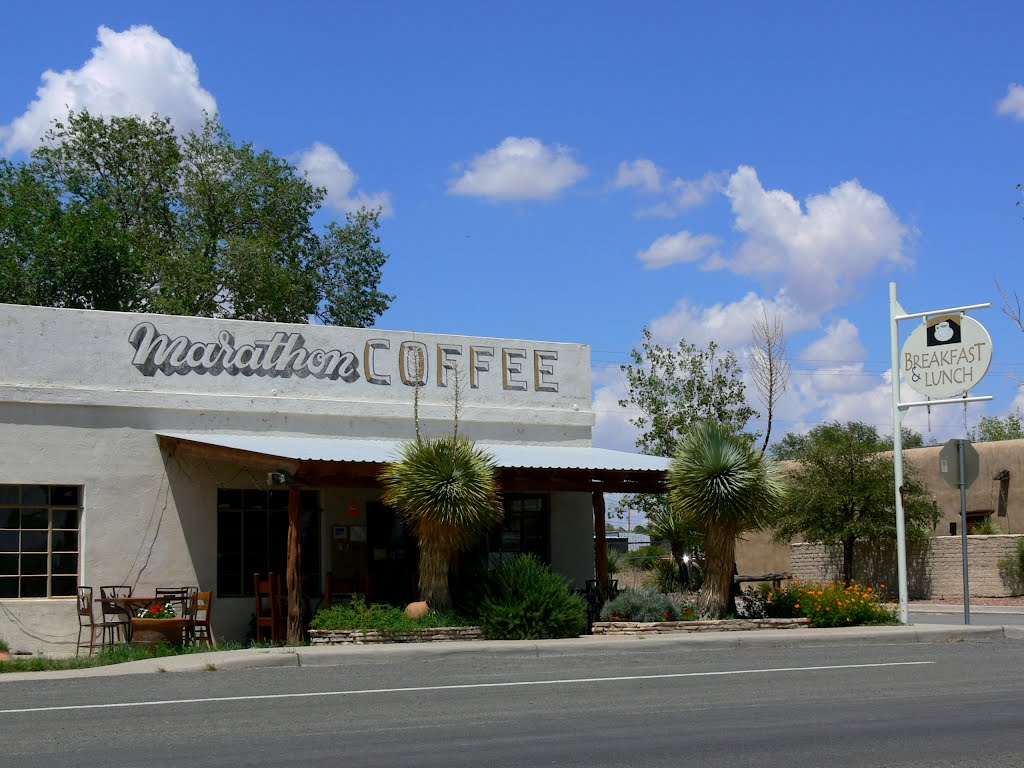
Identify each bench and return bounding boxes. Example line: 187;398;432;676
733;572;791;591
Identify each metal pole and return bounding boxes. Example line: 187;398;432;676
889;282;910;624
958;439;971;625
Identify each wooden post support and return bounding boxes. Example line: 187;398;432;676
286;485;302;646
593;490;608;588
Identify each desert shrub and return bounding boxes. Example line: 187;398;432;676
0;637;8;653
606;547;624;576
477;554;586;640
600;588;695;622
625;544;666;571
971;516;1000;535
309;598;470;634
646;557;681;594
998;539;1024;592
754;581;896;627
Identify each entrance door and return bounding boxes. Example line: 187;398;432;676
365;501;418;605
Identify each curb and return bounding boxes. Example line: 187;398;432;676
0;624;1017;681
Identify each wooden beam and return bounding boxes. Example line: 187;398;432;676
158;435;302;476
593;490;608;587
286;485;302;646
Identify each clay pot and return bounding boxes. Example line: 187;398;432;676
131;618;188;648
404;601;430;619
0;650;11;662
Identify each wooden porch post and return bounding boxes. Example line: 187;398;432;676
286;485;303;646
592;490;608;586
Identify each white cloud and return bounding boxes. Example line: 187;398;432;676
800;319;866;363
448;137;587;201
997;83;1024;120
637;230;719;269
1;25;216;155
649;291;818;349
719;166;910;313
296;142;393;216
613;158;663;192
590;365;641;453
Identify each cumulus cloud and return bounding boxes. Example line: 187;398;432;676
448;137;587;200
997;84;1024;120
296;142;393;216
800;319;866;364
590;365;640;453
613;158;663;192
0;25;216;155
718;166;910;313
637;230;720;269
649;291;818;349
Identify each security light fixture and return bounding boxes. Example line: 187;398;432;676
267;470;292;486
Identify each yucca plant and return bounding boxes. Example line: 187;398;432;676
668;421;785;619
380;434;503;610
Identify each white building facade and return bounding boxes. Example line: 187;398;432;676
0;304;665;654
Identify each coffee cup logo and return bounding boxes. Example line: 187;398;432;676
927;316;961;347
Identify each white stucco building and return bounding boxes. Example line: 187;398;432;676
0;303;667;654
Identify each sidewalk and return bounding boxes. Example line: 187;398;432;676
2;622;1022;682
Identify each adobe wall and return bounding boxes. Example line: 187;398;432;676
791;535;1024;599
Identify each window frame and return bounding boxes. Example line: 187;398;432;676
0;484;81;599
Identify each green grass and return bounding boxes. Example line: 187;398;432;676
309;598;473;634
0;640;262;674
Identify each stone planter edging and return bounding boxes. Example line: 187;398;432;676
591;618;810;635
308;626;485;645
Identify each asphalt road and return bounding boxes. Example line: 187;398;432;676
3;638;1024;767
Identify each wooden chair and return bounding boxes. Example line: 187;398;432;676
155;586;196;619
253;573;286;644
99;585;133;643
76;586;122;657
186;591;214;647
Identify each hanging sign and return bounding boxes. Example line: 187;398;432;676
901;314;993;399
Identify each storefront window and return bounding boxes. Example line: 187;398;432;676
216;489;321;598
0;485;81;598
487;493;550;565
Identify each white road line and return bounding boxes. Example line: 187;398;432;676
0;661;935;715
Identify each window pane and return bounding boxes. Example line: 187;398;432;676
21;486;47;505
51;576;77;596
0;554;17;575
218;489;243;509
0;509;17;528
268;490;288;509
51;552;78;574
21;554;47;575
0;578;16;598
51;530;78;552
244;490;267;510
0;531;18;551
300;490;319;510
21;532;47;553
20;576;47;598
50;486;79;506
20;508;48;529
52;509;80;529
0;486;19;505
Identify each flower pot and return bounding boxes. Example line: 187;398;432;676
131;618;188;648
0;650;11;662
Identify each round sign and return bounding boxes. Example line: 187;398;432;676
901;314;992;399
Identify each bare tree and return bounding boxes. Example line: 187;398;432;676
997;279;1024;334
749;308;791;456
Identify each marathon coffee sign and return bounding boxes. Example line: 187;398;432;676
901;314;993;399
127;321;560;393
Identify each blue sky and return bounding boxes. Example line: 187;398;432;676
2;3;1023;452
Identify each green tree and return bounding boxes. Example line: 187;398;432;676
379;434;504;610
617;328;759;568
971;409;1024;442
771;421;938;585
0;110;393;325
668;421;785;618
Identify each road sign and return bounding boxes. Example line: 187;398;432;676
939;439;979;489
901;314;993;399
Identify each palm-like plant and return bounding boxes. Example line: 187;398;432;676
379;434;503;610
646;504;704;591
668;421;785;618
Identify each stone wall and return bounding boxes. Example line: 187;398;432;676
591;618;808;635
308;626;485;644
791;535;1024;599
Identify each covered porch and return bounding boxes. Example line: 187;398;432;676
157;432;670;643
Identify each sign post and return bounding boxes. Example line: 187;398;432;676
940;438;979;624
889;284;993;624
